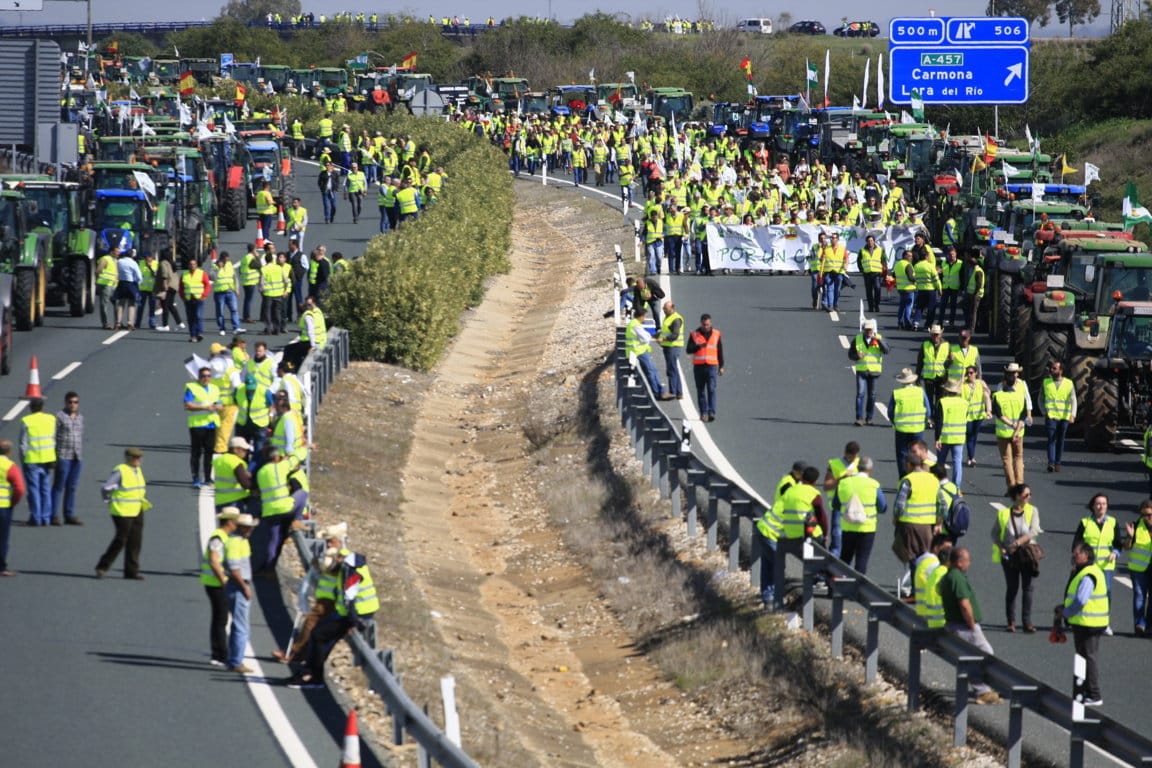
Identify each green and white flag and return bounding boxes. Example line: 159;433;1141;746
806;59;818;84
910;89;924;120
1124;181;1152;228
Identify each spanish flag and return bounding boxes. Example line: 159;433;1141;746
401;52;418;70
179;70;196;97
105;40;118;55
235;82;246;106
982;133;998;165
739;56;753;81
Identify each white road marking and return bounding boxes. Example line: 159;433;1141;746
52;361;82;380
838;335;850;350
829;310;840;323
2;400;28;422
197;487;319;768
102;330;129;346
874;401;890;422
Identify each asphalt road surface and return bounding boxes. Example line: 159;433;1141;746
0;159;386;768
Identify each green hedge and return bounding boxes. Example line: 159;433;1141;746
324;114;513;371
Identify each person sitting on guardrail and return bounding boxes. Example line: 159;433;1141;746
274;523;346;665
287;546;378;690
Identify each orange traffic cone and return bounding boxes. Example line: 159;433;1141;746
340;709;361;768
276;205;286;233
24;356;42;399
255;219;265;248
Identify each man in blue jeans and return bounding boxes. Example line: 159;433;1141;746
52;391;84;525
0;440;26;576
625;307;664;398
656;300;684;401
686;314;724;422
225;512;258;674
19;397;56;526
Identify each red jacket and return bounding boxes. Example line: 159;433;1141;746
178;268;212;301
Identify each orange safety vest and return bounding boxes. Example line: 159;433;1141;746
690;329;721;366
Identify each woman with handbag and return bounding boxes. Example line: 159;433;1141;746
992;483;1042;633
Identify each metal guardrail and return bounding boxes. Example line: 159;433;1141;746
0;148;55;175
611;323;1152;768
0;21;212;37
290;328;481;768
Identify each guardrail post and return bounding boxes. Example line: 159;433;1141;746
654;437;678;497
627;395;652;460
705;480;729;552
907;629;933;712
382;649;406;745
749;529;763;589
864;602;893;684
773;537;797;613
685;468;707;538
728;498;751;573
641;416;666;476
418;705;432;768
829;577;857;659
667;455;690;519
801;541;825;631
1069;716;1100;768
953;655;983;747
1007;685;1038;768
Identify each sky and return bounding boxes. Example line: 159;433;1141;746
0;0;1113;37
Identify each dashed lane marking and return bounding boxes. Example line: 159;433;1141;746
52;361;82;380
102;330;129;346
838;335;850;349
829;310;840;323
2;400;28;422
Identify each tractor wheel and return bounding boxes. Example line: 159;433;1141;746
1027;326;1068;396
67;259;89;317
994;272;1015;344
13;268;35;331
34;260;46;327
1066;351;1094;437
1082;375;1119;451
1010;300;1031;361
281;161;296;204
222;184;247;231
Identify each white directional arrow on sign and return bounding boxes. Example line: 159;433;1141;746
1004;62;1023;86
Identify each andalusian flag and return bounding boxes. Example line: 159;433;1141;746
235;82;246;106
178;70;196;97
739;56;752;81
806;59;818;85
401;51;418;69
1123;181;1152;229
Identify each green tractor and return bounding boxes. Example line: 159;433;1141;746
6;180;97;318
135;145;219;265
0;189;52;331
199;133;252;231
239;131;296;210
1080;302;1152;450
92;188;176;267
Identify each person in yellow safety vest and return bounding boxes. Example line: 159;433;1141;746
992;482;1041;632
221;510;258;674
859;234;885;314
1073;492;1122;637
211;251;243;336
286;197;308;251
823;440;860;559
273;522;348;663
260;253;287;335
290;118;305;157
19;397;57;527
1061;540;1110;705
916;324;951;410
852;318;890;426
394;178;420;224
836;456;886;575
889;367;931;474
820;232;849;311
1124;499;1152;634
255;180;278;243
95;247;119;329
213;436;253;514
962;251;985;332
757;460;809;608
377;176;396;233
95;447;150;579
946;328;980;387
655;300;684;401
625;306;665;397
208;342;243;454
1041;359;1077;473
425;166;444;197
202;507;240;666
135;252;158;330
185;366;222;491
270;393;306;462
345;162;366;224
912;251;942;329
663;206;686;274
0;439;24;574
238;246;261;324
938;246;963;326
991;363;1029;492
931;380;968;486
317;113;333;141
913;533;952;629
299;295;327;350
308;246;331;301
255;446;305;572
893;454;939;596
288;545;378;688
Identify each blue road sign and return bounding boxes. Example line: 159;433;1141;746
220;52;234;69
945;17;1029;44
889;17;946;45
889;46;1029;105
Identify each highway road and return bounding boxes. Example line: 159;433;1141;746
0;160;384;767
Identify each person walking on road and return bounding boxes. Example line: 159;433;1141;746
0;441;26;577
947;328;981;386
211;251;243;336
913;533;952;627
318;161;341;224
260;251;288;335
202;507;239;667
95;246;118;329
889;368;931;475
962;366;991;468
625;307;665;399
756;461;807;608
770;465;826;609
894;249;916;330
95;447;149;580
1061;540;1109;706
851;318;890;426
893;454;939;596
836;456;885;575
938;246;963;327
1074;493;1125;636
858;234;885;314
19;397;56;527
916;325;951;410
657;301;684;401
821;231;848;311
286;197;308;250
180;257;211;343
134;252;158;330
993;484;1041;633
114;248;142;330
225;512;258;674
935;380;968;486
51;391;83;526
1124;499;1152;636
1041;360;1077;472
823;441;860;559
255;180;278;240
963;250;985;333
992;363;1030;492
345;162;367;224
687;313;723;423
185;367;222;488
938;546;1002;704
153;254;184;333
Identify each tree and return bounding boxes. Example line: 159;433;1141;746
1054;0;1102;35
985;0;1052;27
219;0;302;24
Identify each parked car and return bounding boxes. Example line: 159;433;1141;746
789;20;827;34
736;17;774;34
834;20;880;37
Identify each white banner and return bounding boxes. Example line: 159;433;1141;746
706;224;921;272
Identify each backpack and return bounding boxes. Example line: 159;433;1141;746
944;494;971;538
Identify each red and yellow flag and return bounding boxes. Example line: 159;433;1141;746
179;70;196;97
401;52;418;70
739;56;753;81
105;40;118;55
235;82;246;106
983;133;998;165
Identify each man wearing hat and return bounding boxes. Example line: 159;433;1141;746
962;250;985;332
917;325;952;412
992;363;1030;491
202;507;240;666
214;437;253;513
96;448;149;580
225;512;259;674
851;319;890;426
935;379;969;486
274;523;347;664
889;369;931;475
209;343;243;454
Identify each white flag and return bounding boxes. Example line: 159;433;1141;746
78;41;89;52
852;94;860;110
876;54;885;110
129;87;139;101
132;170;156;197
173;45;179;58
1025;124;1034;150
1085;162;1100;186
588;68;595;83
178;100;193;126
625;71;635;84
861;57;870;109
223;114;236;135
1002;161;1022;177
900;110;914;124
1031;182;1046;201
823;49;830;106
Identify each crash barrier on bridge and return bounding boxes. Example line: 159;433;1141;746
0;21;212;38
288;329;481;768
611;320;1152;768
0;147;55;176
